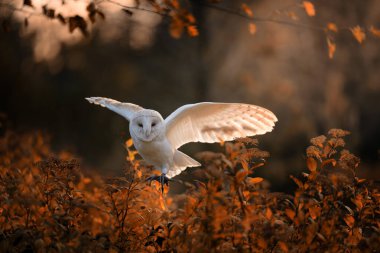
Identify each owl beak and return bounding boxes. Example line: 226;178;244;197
144;128;151;137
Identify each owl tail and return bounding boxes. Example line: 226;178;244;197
167;150;201;178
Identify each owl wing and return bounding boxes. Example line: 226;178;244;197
165;102;277;149
86;97;143;121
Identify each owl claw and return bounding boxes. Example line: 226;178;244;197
145;173;170;193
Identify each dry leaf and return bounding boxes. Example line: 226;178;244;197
249;23;257;35
327;37;336;59
126;138;134;148
247;177;263;184
327;22;338;32
169;17;184;39
278;241;289;252
351;26;366;44
285;208;295;220
236;169;248;182
309;205;321;220
265;207;273;219
303;1;315;17
241;3;253;17
187;25;199;37
369;26;380;38
344;215;355;227
307;157;317;172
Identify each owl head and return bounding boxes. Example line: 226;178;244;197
130;110;165;142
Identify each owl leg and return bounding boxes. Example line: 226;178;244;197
145;173;170;193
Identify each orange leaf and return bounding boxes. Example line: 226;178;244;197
186;14;196;24
126;138;133;148
321;158;336;168
82;177;91;184
309;205;321;220
236;169;248;182
327;22;338;32
344;215;355;227
285;208;295;220
369;26;380;38
307;157;317;172
278;241;289;252
136;169;142;179
241;3;253;17
247;177;263;184
241;159;249;171
169;17;184;39
327;37;336;59
290;175;303;188
169;0;180;9
249;23;257;35
303;1;315;17
187;25;199;37
265;207;273;219
351;26;366;44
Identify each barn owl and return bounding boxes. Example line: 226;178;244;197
86;97;277;191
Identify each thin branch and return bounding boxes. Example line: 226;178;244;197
0;0;350;34
198;2;326;32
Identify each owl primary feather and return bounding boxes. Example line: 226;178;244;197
86;97;277;189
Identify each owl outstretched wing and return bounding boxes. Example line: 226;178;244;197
86;97;143;121
165;102;277;149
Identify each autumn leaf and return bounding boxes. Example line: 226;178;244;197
185;14;196;24
278;241;289;252
126;139;134;148
303;1;315;17
327;22;338;32
241;159;249;171
249;23;257;35
122;9;134;16
169;0;180;9
308;205;321;220
236;169;248;182
327;37;336;59
369;26;380;38
57;14;66;24
187;25;199;37
351;26;366;44
23;0;33;7
169;17;184;39
247;177;263;184
69;15;88;36
285;208;295;220
290;175;303;188
344;215;355;227
42;6;55;19
307;157;317;171
241;3;253;17
321;158;336;168
265;207;273;219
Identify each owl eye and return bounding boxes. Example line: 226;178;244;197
151;122;156;127
138;123;143;128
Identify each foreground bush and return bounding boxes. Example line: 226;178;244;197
0;129;379;252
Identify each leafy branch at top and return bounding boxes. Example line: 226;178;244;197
1;0;380;58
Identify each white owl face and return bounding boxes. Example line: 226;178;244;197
130;110;164;142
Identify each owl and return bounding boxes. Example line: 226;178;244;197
86;97;277;191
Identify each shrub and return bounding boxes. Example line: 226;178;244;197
0;129;378;252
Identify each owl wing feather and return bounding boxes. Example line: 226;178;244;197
86;97;143;121
165;102;277;149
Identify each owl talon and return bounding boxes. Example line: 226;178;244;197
145;174;170;193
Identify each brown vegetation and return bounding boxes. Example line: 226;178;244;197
0;129;379;252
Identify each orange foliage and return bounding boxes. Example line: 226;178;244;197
0;129;379;252
303;1;316;17
351;25;366;44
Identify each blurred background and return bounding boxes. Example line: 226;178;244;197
0;0;379;191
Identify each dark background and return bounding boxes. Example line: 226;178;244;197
1;0;379;191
